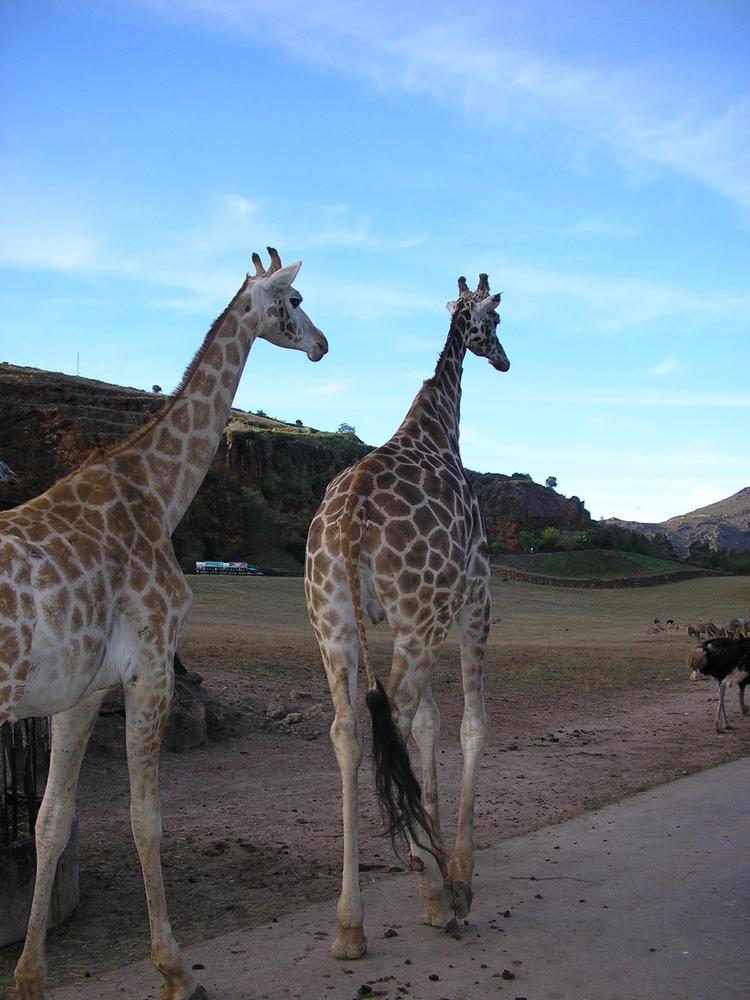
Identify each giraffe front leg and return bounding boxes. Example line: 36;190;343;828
124;670;206;1000
446;598;489;919
15;690;106;1000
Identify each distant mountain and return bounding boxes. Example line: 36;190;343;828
606;488;750;556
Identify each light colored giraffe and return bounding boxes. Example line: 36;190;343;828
304;272;509;959
0;248;327;1000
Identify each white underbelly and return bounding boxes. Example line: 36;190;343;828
13;618;141;720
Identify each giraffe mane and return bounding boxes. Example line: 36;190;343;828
430;307;466;382
103;280;249;460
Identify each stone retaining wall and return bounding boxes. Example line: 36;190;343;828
491;566;721;589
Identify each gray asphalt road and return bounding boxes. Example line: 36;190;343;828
49;757;749;1000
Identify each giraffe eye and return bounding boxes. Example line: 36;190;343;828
289;296;302;309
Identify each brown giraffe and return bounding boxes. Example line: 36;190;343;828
0;248;327;1000
304;272;509;959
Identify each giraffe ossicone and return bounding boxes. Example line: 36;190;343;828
1;248;327;1000
304;271;510;960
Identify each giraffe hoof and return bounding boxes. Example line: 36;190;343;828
14;977;45;1000
331;927;367;960
162;983;207;1000
421;903;456;929
450;881;474;919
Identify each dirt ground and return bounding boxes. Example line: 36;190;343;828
2;575;749;998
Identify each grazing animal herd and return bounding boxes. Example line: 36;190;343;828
687;618;749;639
0;249;746;1000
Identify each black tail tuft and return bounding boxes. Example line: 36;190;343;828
365;678;441;861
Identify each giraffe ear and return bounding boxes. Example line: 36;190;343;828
446;299;459;315
265;260;302;290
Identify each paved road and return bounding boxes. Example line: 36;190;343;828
50;758;749;1000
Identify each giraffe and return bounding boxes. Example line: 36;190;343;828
304;272;509;959
0;248;327;1000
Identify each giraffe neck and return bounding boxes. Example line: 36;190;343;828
108;289;259;535
401;315;466;455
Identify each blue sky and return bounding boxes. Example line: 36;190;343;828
1;1;748;524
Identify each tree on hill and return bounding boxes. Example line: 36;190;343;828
337;422;356;436
545;476;557;489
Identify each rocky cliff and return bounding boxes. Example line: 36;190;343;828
467;472;591;550
0;363;591;571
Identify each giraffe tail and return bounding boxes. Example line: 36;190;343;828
340;490;376;691
365;678;442;862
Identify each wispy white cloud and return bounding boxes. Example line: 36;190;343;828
647;355;677;376
564;218;637;239
0;224;100;272
492;259;750;335
0;189;437;322
328;283;438;321
4;197;744;345
307;379;345;396
303;204;428;251
500;385;750;408
224;193;259;221
585;414;658;438
464;429;749;477
306;210;373;248
137;1;750;211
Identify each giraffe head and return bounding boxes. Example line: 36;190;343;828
446;273;509;372
242;247;329;362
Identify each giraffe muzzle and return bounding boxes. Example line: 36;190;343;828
307;332;329;362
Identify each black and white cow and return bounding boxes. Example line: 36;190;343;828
688;637;750;733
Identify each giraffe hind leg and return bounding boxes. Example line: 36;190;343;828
411;682;447;868
380;645;454;930
445;596;490;919
321;632;367;959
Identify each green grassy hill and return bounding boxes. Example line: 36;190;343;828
492;549;705;581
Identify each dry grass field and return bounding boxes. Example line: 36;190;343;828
180;571;748;704
2;573;749;996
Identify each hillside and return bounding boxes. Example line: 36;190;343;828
0;363;598;572
607;487;750;556
0;363;370;571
